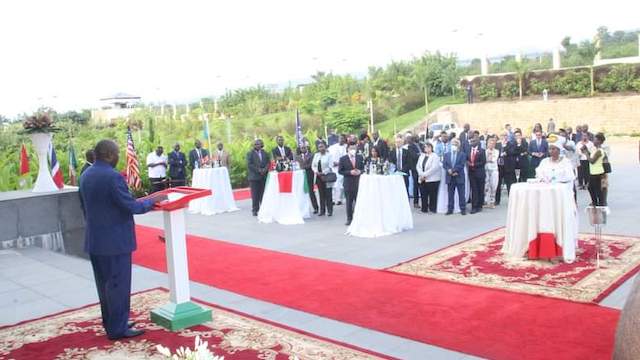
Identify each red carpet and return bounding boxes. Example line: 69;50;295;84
0;288;387;360
388;227;640;303
232;187;251;201
133;225;621;360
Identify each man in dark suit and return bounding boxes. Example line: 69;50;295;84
388;136;412;196
271;135;293;161
188;140;210;170
443;139;467;215
528;130;548;173
80;149;95;176
79;140;165;340
371;130;389;160
458;123;471;155
168;143;187;187
247;138;270;216
467;136;486;214
338;144;364;225
404;133;421;207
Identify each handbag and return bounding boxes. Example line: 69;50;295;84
320;171;337;183
603;154;611;174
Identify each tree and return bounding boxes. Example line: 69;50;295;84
513;60;529;100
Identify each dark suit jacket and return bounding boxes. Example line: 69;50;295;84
442;151;467;184
459;131;471;155
528;138;548;168
467;146;486;179
338;154;365;192
168;151;187;179
79;161;154;255
511;140;529;170
188;148;210;169
247;149;270;181
80;162;92;176
271;146;293;161
388;147;413;174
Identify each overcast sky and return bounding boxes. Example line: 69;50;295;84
0;0;636;117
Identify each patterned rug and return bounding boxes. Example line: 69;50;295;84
0;288;389;360
387;228;640;303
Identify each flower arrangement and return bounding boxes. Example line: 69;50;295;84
20;113;60;134
156;336;224;360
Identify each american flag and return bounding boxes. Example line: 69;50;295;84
294;108;303;147
126;127;142;190
48;144;64;189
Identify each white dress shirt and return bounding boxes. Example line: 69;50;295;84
146;152;167;178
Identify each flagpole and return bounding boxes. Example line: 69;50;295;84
205;114;212;150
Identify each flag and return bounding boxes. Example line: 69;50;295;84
19;144;29;175
126;127;142;190
49;144;64;189
294;108;303;147
68;143;78;186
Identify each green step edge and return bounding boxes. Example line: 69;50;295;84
150;301;212;331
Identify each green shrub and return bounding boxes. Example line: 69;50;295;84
596;64;637;92
501;81;518;99
477;80;498;100
325;105;368;134
551;71;591;97
528;79;549;95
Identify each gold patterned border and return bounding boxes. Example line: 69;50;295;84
388;228;640;303
0;289;387;360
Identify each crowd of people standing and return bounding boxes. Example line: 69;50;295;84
246;118;610;224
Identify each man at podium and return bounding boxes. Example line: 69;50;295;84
80;139;166;340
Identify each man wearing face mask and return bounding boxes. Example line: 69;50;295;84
247;139;270;216
443;138;467;215
338;144;365;225
80;140;167;341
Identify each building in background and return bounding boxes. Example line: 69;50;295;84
91;93;141;123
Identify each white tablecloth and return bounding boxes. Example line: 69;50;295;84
258;170;311;225
189;167;239;215
436;167;471;214
347;174;413;238
502;182;578;262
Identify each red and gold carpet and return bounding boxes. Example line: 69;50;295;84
0;288;389;360
388;228;640;303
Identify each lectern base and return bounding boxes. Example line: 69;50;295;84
150;301;212;331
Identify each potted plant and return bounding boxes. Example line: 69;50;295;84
20;112;60;192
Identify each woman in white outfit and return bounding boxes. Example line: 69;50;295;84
416;143;442;213
484;137;500;208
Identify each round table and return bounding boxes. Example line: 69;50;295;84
258;170;311;225
502;182;578;262
346;174;413;238
189;167;239;215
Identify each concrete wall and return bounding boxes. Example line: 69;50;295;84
0;189;87;259
442;95;640;135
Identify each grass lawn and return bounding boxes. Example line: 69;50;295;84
375;95;464;137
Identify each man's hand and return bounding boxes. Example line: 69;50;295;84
448;169;453;175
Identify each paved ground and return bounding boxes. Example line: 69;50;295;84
2;139;638;359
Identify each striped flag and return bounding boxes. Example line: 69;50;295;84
126;127;142;190
48;144;64;189
294;108;303;147
68;143;78;186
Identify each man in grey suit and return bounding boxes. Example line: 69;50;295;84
246;139;270;216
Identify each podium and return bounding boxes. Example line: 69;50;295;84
143;187;213;331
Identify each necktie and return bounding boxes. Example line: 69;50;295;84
398;149;402;170
471;148;477;166
280;147;285;157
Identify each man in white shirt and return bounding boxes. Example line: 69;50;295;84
146;146;168;193
328;134;347;205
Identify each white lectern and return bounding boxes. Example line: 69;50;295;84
145;187;213;331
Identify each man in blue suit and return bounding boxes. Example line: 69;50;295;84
442;139;467;215
528;130;548;174
168;143;187;187
79;140;165;340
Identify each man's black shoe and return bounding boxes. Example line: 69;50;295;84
108;329;145;341
445;211;453;215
